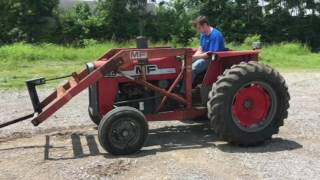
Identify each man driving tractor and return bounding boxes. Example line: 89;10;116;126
192;16;225;82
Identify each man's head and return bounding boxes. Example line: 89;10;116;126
193;16;211;34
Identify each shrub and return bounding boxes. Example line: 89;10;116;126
59;3;105;46
244;34;262;46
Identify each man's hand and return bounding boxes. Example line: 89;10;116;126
206;51;214;57
192;48;210;62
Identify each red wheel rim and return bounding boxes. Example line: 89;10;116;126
232;84;272;129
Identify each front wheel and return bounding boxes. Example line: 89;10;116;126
207;61;290;145
98;107;148;155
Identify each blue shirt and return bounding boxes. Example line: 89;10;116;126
200;28;225;52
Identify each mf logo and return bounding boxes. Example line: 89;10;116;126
130;51;148;60
105;65;176;77
135;65;157;74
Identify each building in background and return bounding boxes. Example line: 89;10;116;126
59;0;97;9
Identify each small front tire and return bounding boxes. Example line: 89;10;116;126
98;106;148;155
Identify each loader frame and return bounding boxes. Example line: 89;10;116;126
31;48;198;126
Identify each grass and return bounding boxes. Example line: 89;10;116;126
229;42;320;70
0;42;319;89
0;42;134;89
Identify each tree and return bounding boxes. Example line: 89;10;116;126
96;0;140;41
186;0;320;49
0;0;319;49
59;2;105;45
0;0;59;43
170;0;196;46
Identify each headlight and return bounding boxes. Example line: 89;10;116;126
86;62;95;73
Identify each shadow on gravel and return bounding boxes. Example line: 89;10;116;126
44;134;105;161
42;123;302;160
217;138;302;153
133;123;218;157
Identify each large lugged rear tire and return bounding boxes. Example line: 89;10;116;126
98;106;148;155
207;61;290;145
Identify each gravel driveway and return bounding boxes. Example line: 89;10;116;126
0;72;319;180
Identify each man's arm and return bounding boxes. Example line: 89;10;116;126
192;48;209;62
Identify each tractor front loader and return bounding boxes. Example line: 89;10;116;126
0;41;290;155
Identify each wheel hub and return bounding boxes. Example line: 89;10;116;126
111;120;138;144
244;99;253;109
122;130;129;137
233;85;272;128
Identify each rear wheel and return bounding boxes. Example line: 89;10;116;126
207;61;290;145
98;106;148;155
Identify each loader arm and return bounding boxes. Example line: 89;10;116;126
31;51;125;126
30;48;192;126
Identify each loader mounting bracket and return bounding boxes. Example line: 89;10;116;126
26;78;46;113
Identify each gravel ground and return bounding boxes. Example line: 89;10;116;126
0;72;320;180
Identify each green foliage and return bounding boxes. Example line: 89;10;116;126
0;42;141;88
0;0;59;43
144;4;176;42
59;3;105;45
261;43;320;69
143;0;195;46
191;0;264;43
244;34;262;46
188;0;320;50
0;0;319;49
0;0;196;46
170;0;196;46
95;0;140;41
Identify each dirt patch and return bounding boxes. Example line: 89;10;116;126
87;160;134;177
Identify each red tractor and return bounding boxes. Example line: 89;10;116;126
1;41;290;155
